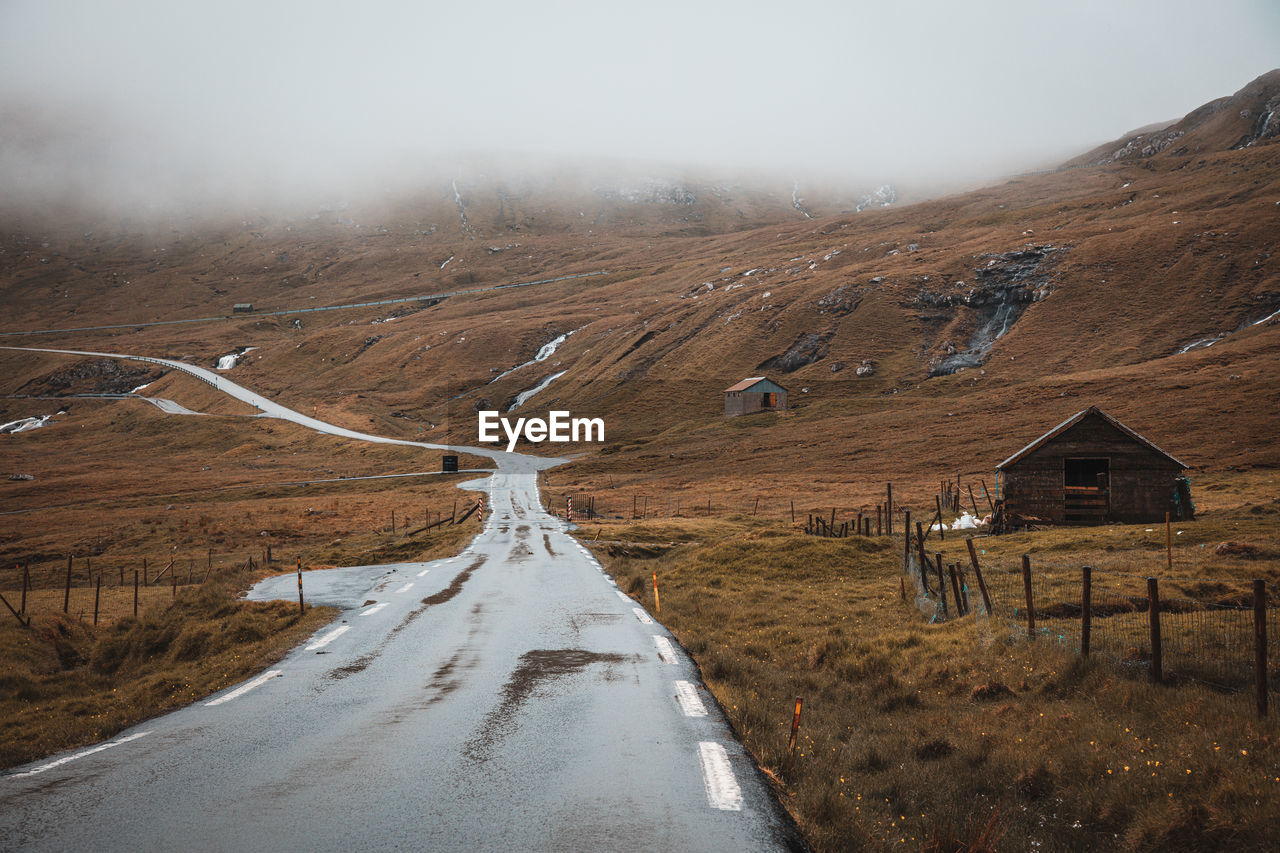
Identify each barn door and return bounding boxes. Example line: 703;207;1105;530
1063;458;1109;523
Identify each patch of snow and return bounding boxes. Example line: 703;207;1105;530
508;370;567;412
130;382;152;393
1;415;53;434
216;347;257;371
489;328;581;385
440;254;454;270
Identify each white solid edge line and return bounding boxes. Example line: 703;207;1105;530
395;582;414;594
417;569;430;577
632;607;653;625
698;741;743;810
205;669;283;707
306;624;350;651
359;602;389;617
654;636;677;664
8;731;152;779
675;680;709;717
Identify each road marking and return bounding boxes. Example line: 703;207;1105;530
395;582;415;594
654;636;677;664
359;602;389;617
306;624;350;651
632;607;653;625
698;742;743;810
615;591;631;603
205;670;282;707
417;569;430;577
8;731;152;779
675;681;708;717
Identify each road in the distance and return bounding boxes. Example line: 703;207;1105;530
0;348;804;851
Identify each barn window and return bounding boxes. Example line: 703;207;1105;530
1064;457;1109;489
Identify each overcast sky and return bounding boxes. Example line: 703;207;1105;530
2;0;1277;208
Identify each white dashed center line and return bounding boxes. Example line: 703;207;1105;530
394;582;414;594
632;607;653;625
675;680;708;717
653;636;677;664
417;569;430;577
698;742;743;810
359;602;390;617
8;731;152;779
205;670;282;707
306;624;350;651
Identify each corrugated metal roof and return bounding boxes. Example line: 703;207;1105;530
996;406;1187;470
723;376;787;393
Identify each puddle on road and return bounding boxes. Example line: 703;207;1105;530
464;648;637;762
567;612;622;635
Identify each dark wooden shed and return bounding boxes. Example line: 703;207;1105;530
724;377;788;417
996;407;1191;524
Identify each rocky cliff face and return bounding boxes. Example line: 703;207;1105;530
1069;69;1280;167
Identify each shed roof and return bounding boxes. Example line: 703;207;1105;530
996;406;1187;470
724;376;787;393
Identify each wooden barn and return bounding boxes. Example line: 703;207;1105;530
724;377;787;417
996;407;1191;525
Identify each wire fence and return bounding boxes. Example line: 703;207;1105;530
902;549;1276;708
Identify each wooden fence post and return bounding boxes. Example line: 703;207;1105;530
980;477;995;512
935;553;948;618
143;557;148;587
885;483;893;536
916;522;930;593
1165;512;1173;572
790;499;795;523
133;570;139;618
1148;577;1162;683
948;563;965;616
1255;579;1268;718
935;495;945;540
94;575;101;626
1022;555;1035;638
965;538;992;616
21;563;28;615
903;510;911;571
63;555;72;614
1081;566;1092;657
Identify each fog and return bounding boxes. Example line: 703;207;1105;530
2;0;1277;212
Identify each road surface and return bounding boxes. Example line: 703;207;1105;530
0;348;804;851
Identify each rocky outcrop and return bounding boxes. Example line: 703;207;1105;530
757;331;834;373
19;358;163;396
916;245;1065;376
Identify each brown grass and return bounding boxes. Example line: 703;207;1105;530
581;495;1280;852
0;565;335;769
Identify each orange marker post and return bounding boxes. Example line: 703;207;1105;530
652;572;660;614
788;696;803;754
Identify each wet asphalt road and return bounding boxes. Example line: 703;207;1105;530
0;349;804;851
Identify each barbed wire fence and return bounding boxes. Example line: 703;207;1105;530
901;539;1276;716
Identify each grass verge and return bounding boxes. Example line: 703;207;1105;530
582;511;1280;852
0;563;335;770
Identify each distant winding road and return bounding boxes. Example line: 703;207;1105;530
0;347;803;851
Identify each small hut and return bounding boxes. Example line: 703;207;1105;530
724;377;787;417
996;407;1191;524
